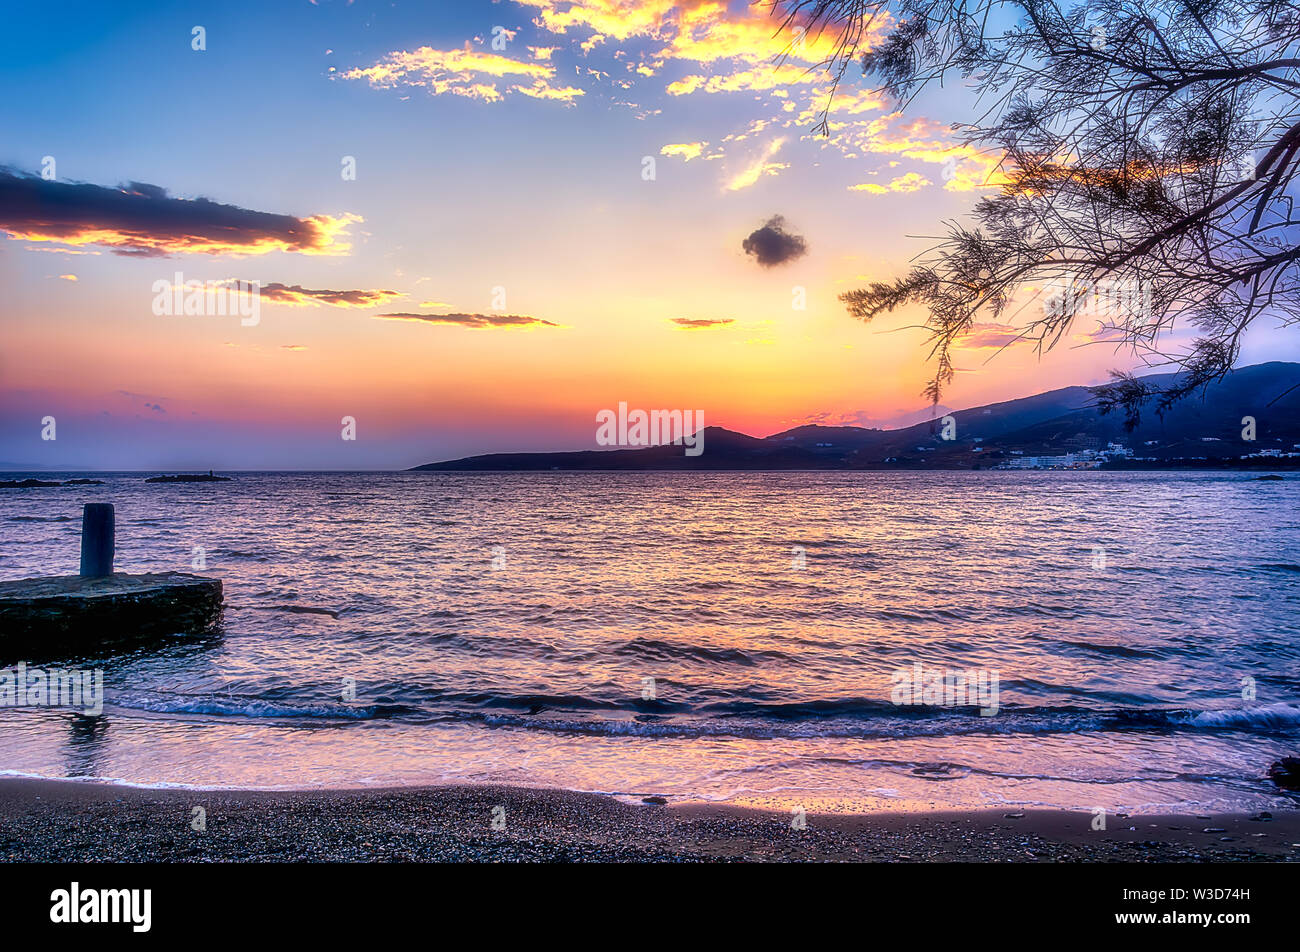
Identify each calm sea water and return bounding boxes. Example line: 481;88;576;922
1;471;1299;814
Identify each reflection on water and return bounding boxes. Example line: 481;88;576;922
61;713;109;780
1;471;1298;813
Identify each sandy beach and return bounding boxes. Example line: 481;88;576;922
0;778;1295;862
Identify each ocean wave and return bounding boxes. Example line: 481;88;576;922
1056;639;1166;659
227;603;342;619
468;709;1079;740
102;684;1300;740
465;701;1300;741
111;692;415;721
1179;702;1300;729
614;637;797;667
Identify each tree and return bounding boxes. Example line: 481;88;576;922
778;0;1300;423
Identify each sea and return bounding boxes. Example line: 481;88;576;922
1;470;1298;814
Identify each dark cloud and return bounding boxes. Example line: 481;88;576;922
125;182;169;201
742;215;807;267
0;169;357;257
375;312;559;329
259;283;402;307
670;317;735;329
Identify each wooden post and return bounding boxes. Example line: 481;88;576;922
80;503;115;578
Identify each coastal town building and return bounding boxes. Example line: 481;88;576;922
996;443;1133;470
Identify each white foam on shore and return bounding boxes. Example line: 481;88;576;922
1184;702;1300;728
0;770;350;792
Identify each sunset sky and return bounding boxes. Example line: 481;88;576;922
3;0;1298;470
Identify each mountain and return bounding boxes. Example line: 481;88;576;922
410;362;1300;471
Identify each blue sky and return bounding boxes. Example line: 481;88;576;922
2;0;1297;469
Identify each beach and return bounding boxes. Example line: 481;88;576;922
1;778;1296;863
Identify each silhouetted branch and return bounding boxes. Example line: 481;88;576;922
776;0;1300;411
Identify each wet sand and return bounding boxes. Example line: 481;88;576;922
0;778;1297;862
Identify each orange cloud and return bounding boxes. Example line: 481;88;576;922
517;0;680;43
725;137;789;191
844;114;1009;191
660;141;707;160
667;62;831;96
376;311;561;329
259;284;405;308
518;0;860;68
792;86;890;125
849;171;931;194
339;44;584;104
670;317;734;328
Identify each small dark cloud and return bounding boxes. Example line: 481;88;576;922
742;215;807;267
670;317;735;329
375;312;559;329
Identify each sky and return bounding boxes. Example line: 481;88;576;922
3;0;1298;470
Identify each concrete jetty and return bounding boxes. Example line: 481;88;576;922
0;503;223;655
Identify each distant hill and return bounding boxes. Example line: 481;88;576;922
411;362;1300;471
